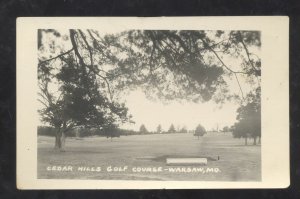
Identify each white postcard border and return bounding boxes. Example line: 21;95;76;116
17;17;289;189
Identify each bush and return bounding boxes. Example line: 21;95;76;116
37;126;57;136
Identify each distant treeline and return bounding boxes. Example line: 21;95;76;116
37;126;194;138
38;126;136;137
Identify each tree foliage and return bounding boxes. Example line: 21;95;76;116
98;30;261;103
232;87;261;145
222;126;230;132
194;124;206;138
39;29;260;103
139;124;148;134
156;124;162;134
38;30;133;150
101;125;121;140
179;127;188;134
168;124;176;134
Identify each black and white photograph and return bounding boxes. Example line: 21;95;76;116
17;17;289;189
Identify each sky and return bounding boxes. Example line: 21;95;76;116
119;89;239;132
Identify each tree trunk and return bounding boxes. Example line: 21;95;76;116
258;136;261;145
54;129;66;152
54;129;61;150
61;131;66;151
245;137;248;145
253;136;257;145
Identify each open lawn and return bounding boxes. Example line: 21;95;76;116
38;133;261;181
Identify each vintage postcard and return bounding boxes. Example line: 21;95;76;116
17;17;289;189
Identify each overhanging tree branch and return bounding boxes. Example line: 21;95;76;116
38;48;74;65
69;29;113;102
70;29;86;67
78;30;94;67
200;38;247;75
234;73;245;101
237;31;259;73
199;38;246;101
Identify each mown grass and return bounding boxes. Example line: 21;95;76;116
37;132;261;181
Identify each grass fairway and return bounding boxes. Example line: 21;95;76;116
38;133;261;181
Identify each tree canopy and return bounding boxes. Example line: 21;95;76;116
168;124;176;134
139;124;148;134
156;124;162;134
39;29;261;104
194;124;206;139
232;87;261;145
179;127;188;134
